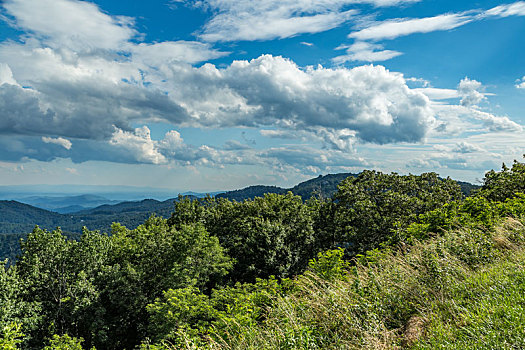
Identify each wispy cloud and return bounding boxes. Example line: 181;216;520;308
42;136;72;150
349;13;472;41
484;1;525;18
341;1;525;62
185;0;421;42
333;41;402;63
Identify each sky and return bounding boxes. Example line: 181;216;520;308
0;0;524;191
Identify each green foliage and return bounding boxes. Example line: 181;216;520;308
146;277;286;347
147;287;216;344
170;192;317;282
477;155;525;201
308;248;350;281
98;218;231;349
7;217;231;350
43;334;87;350
413;254;525;349
165;216;525;349
0;234;26;265
332;171;463;255
0;323;24;350
399;192;525;245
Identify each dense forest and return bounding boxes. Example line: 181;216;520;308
1;157;524;349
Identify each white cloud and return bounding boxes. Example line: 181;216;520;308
452;141;484;153
516;77;525;89
200;56;435;144
333;41;402;63
188;0;420;42
42;136;72;150
0;63;18;86
259;146;367;172
109;127;167;165
344;2;525;50
471;109;523;132
431;103;522;134
484;1;525;18
415;88;458;100
3;0;136;51
130;41;228;66
458;77;486;107
433;141;484;154
349;13;472;41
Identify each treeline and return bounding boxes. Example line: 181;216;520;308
0;157;524;349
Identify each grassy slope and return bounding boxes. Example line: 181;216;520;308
171;216;525;350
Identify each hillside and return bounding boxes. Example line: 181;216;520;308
215;185;284;201
0;197;182;236
0;200;74;233
217;173;358;201
217;172;478;201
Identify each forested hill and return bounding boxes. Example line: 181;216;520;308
217;173;358;201
217;173;479;201
0;197;183;235
0;200;71;234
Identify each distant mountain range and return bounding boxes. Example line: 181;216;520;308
0;197;185;235
0;173;480;261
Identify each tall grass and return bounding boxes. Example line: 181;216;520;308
149;216;525;350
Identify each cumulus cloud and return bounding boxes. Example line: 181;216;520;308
195;56;435;144
431;103;522;135
452;141;484;153
458;77;486;107
109;127;167;165
433;141;484;154
259;146;368;174
42;136;72;149
471;110;523;132
1;44;437;149
333;41;402;63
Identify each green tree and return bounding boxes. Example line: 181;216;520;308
15;227;105;348
332;171;463;255
477;155;525;201
97;217;231;349
174;193;318;282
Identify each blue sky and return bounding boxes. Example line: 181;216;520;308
0;0;524;191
